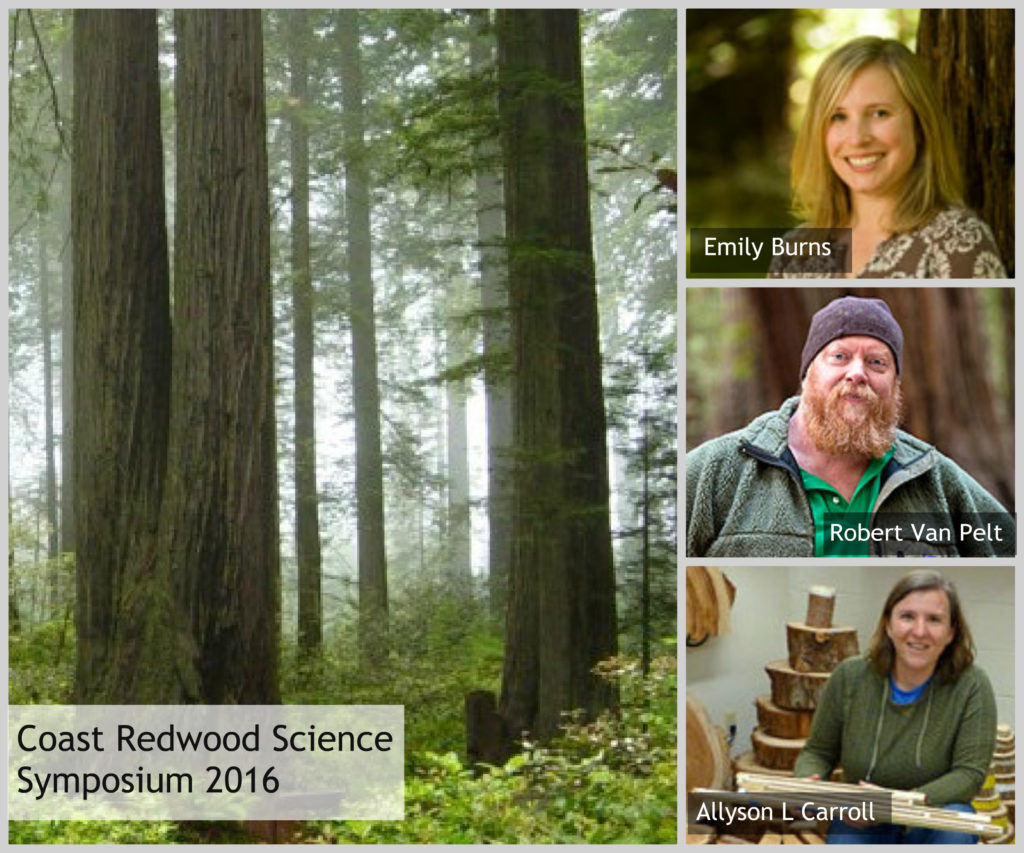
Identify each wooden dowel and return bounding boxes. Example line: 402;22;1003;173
891;805;992;825
694;786;1000;838
728;774;999;838
736;772;926;805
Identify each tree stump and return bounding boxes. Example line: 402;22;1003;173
755;695;814;739
785;623;859;673
465;690;511;772
765;661;830;710
241;821;299;843
805;586;835;628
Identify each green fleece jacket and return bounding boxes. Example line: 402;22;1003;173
686;397;1015;557
793;656;997;805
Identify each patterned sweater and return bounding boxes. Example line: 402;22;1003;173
769;206;1006;278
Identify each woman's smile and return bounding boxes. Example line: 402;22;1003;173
845;153;885;171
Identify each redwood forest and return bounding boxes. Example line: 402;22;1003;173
8;9;678;844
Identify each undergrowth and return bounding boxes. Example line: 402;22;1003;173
314;655;678;844
9;595;676;844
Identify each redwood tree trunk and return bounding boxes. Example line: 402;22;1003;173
59;20;75;560
166;9;280;703
72;10;171;702
445;283;472;581
289;9;323;658
496;9;618;741
338;9;389;667
917;9;1014;275
470;9;513;622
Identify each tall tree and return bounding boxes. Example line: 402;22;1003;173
918;9;1014;276
288;9;323;657
38;217;59;570
444;277;472;581
338;9;389;666
59;19;75;559
162;9;280;703
470;9;513;620
496;10;618;741
72;10;172;702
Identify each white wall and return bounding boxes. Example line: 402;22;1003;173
686;565;1014;765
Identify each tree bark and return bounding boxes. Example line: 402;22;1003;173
785;623;858;673
338;9;389;667
755;695;814;740
59;19;75;559
445;283;472;581
470;9;513;622
10;490;21;632
496;10;617;741
917;9;1014;276
465;689;511;769
765;660;830;710
751;728;804;771
289;9;323;658
72;10;171;702
804;586;835;628
164;9;280;703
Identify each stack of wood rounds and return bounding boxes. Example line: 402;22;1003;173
993;725;1015;822
737;586;858;775
981;725;1015;844
973;775;1008;828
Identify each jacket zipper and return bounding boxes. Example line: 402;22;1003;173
738;440;816;554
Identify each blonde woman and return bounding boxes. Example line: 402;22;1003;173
771;37;1005;278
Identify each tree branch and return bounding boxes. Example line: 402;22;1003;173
27;10;70;158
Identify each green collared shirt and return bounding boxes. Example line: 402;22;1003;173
800;448;895;556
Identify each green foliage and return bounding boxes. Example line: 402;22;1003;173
9;597;675;844
9;820;184;845
9;617;75;704
281;574;502;762
606;342;677;659
314;655;677;843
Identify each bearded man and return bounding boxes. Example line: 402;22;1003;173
686;296;1014;557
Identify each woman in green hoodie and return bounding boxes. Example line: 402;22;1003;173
794;570;997;844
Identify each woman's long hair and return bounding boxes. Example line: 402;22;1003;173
791;37;963;231
865;570;975;683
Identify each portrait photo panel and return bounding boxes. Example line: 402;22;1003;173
685;287;1015;557
685;564;1015;843
686;8;1014;279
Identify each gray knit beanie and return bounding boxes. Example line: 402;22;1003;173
800;296;903;377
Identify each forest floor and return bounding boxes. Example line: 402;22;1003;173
9;613;677;844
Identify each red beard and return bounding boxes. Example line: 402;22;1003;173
802;376;902;458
